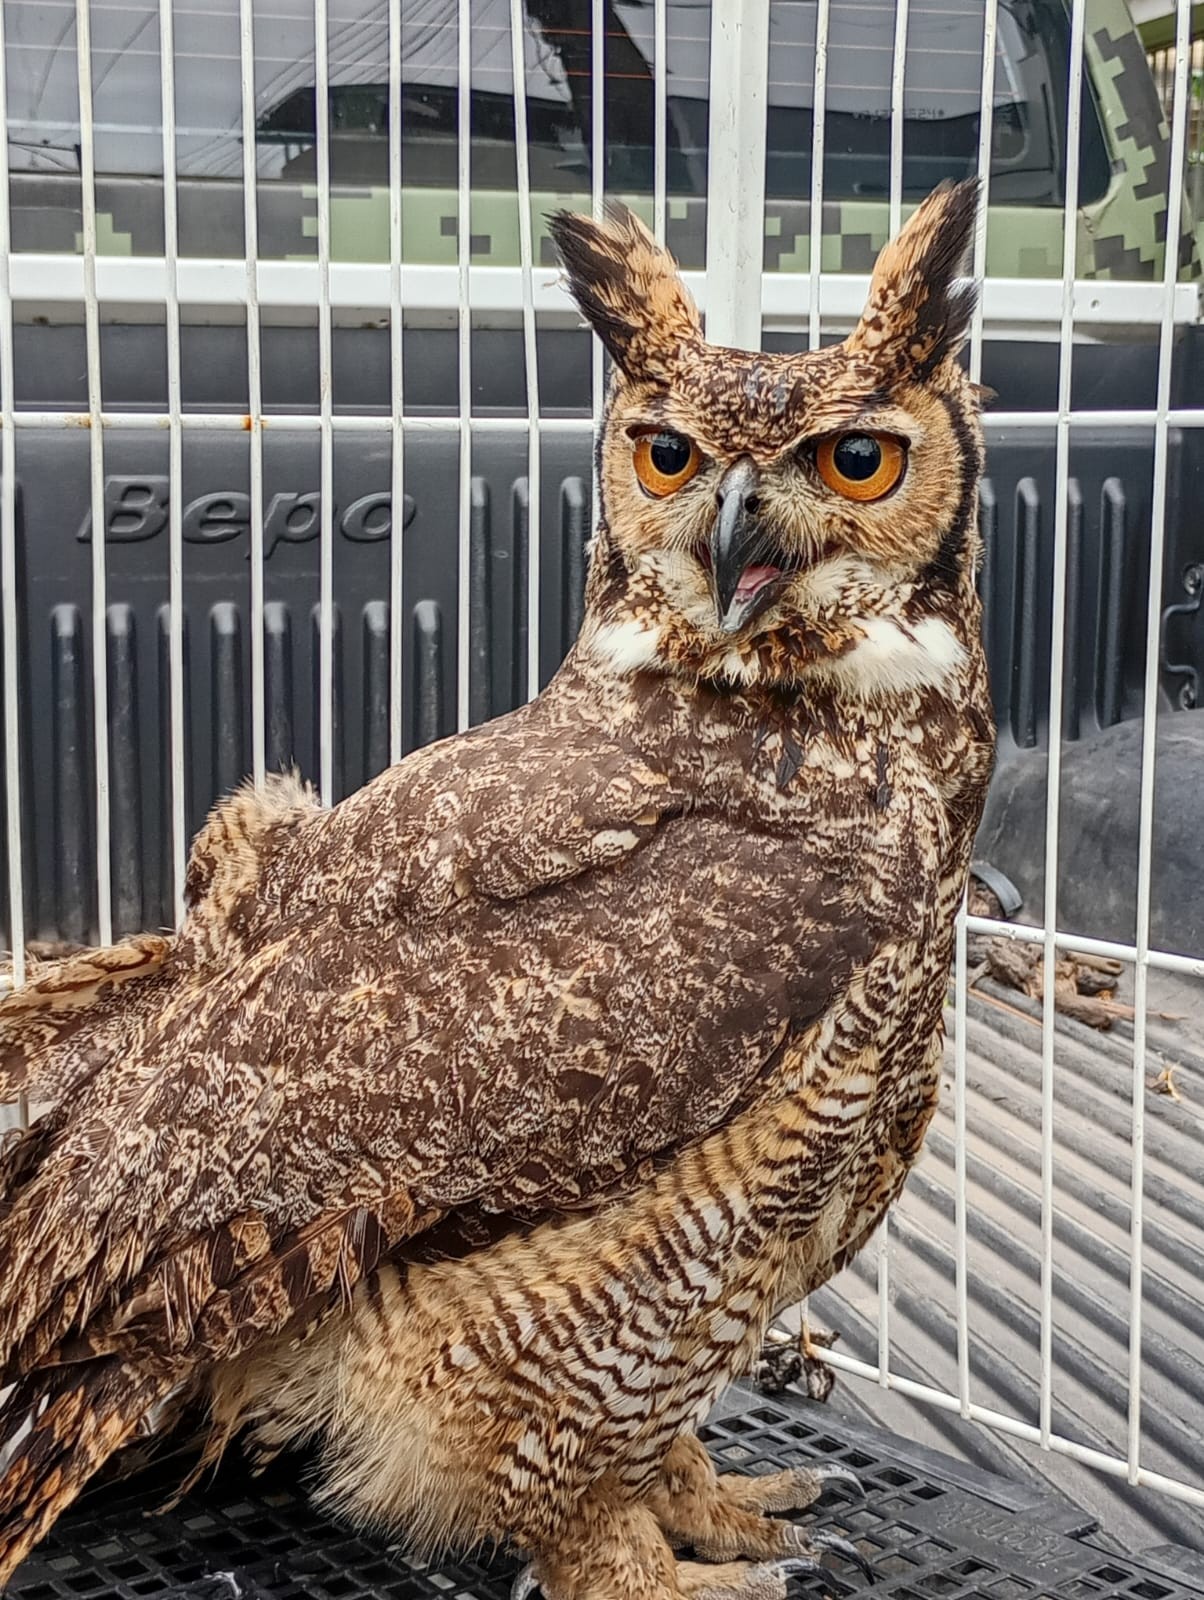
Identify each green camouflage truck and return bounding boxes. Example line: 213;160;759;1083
5;0;1201;284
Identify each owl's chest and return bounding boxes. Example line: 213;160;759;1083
765;940;951;1306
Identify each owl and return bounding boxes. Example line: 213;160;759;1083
0;179;993;1600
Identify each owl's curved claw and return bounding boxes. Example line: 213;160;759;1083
812;1532;874;1583
510;1563;540;1600
779;1528;874;1584
811;1462;866;1498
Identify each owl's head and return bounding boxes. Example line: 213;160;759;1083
549;180;985;702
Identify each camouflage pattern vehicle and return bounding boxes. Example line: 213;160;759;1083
5;0;1200;285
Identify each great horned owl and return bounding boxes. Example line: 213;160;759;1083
0;180;993;1600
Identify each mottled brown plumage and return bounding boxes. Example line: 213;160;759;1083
0;181;993;1599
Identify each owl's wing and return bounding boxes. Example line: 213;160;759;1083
0;697;915;1571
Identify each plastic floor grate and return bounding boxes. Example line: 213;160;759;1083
10;1386;1204;1600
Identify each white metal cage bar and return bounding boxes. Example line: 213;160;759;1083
588;0;604;542
1128;0;1196;1489
455;0;472;734
955;0;1000;1427
703;0;769;351
7;257;1195;327
876;0;916;1392
6;408;1204;434
387;0;405;764
314;0;336;803
508;0;541;702
963;913;1204;979
807;0;831;353
74;0;113;950
238;0;267;788
1036;0;1089;1454
818;1345;1204;1511
967;0;1000;388
0;0;24;1002
652;0;668;248
158;0;187;926
887;0;909;241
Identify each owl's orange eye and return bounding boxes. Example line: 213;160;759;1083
633;430;701;497
815;433;906;502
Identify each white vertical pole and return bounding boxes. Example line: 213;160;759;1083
968;0;999;387
1038;0;1088;1450
875;0;913;1385
957;0;999;1424
239;0;265;788
876;1213;890;1387
509;0;542;703
1128;0;1193;1486
455;0;472;731
75;0;112;947
952;906;971;1413
807;0;830;353
703;0;769;350
872;0;915;1380
159;0;186;924
388;0;405;763
0;0;25;998
887;0;909;239
315;0;335;799
653;0;668;246
590;0;605;535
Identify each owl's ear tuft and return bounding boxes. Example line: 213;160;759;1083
548;204;702;382
847;178;980;376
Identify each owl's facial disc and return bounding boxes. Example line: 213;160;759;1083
550;183;984;691
709;458;796;634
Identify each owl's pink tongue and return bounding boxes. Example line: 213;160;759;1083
734;565;783;603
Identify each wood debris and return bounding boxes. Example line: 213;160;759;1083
755;1323;840;1403
967;879;1130;1031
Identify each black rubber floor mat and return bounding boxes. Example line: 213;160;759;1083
11;1387;1204;1599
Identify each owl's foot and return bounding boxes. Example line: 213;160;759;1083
514;1453;868;1599
647;1433;864;1563
675;1541;871;1597
515;1541;869;1600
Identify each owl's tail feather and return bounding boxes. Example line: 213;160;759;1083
0;1360;169;1590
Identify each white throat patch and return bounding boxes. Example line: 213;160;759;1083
586;617;664;675
813;615;965;698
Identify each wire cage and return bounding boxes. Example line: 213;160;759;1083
0;0;1203;1567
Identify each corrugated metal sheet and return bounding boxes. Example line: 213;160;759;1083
813;975;1204;1556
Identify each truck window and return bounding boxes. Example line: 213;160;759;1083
0;0;1116;262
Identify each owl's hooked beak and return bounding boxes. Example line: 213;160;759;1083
710;458;792;634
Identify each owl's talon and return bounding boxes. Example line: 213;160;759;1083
810;1462;866;1498
812;1532;874;1583
776;1558;822;1579
749;1558;817;1591
777;1525;874;1583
